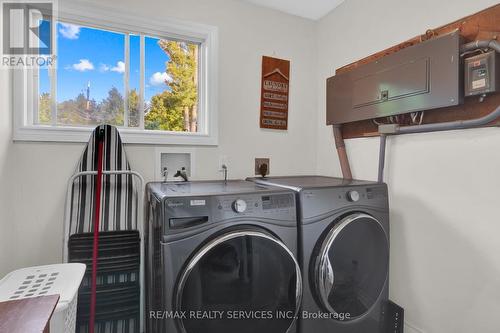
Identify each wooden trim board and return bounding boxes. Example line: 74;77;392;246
0;295;59;333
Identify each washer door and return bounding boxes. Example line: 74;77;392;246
313;213;389;320
175;228;302;333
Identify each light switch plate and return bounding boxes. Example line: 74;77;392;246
255;158;270;176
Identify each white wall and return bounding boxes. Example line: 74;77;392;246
0;0;318;276
2;0;500;332
0;68;13;277
316;1;500;332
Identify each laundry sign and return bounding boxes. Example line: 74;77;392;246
260;56;290;130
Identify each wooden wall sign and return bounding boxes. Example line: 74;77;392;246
260;56;290;130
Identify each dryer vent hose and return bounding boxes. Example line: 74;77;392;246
378;135;387;183
333;125;353;180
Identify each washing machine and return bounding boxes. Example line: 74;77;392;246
248;176;390;333
145;180;302;333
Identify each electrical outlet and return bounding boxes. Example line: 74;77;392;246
255;158;270;176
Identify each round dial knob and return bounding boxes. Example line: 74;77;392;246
346;190;360;202
232;199;247;213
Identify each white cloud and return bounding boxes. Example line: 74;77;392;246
111;61;125;74
149;72;172;86
59;23;81;40
99;63;110;72
72;59;94;72
99;61;125;74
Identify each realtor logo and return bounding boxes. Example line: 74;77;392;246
1;0;56;67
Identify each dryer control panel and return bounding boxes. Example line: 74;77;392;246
164;192;296;230
300;184;389;221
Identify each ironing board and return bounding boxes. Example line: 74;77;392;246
63;125;144;333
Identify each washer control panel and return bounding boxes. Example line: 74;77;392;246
215;193;295;219
346;190;360;202
232;199;247;213
164;192;296;229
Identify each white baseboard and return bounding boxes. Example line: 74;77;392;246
405;321;425;333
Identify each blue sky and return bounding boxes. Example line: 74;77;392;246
40;22;172;102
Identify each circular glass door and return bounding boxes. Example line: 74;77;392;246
176;228;302;333
313;213;389;320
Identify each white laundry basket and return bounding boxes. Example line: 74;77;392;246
0;263;86;333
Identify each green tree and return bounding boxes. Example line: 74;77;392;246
57;93;97;125
99;87;124;126
49;88;134;127
128;89;140;127
145;90;184;131
39;93;52;124
145;40;198;131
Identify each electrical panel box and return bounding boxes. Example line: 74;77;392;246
326;31;462;125
464;50;499;97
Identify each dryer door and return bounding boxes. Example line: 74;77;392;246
313;213;389;320
175;228;302;333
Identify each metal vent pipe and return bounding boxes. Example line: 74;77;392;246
332;125;353;180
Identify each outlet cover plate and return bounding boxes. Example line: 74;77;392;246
255;158;270;176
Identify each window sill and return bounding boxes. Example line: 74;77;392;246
13;125;218;146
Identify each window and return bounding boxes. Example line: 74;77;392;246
13;3;218;145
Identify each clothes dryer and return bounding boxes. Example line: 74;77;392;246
248;176;390;333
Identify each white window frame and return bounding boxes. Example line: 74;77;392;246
12;0;218;145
